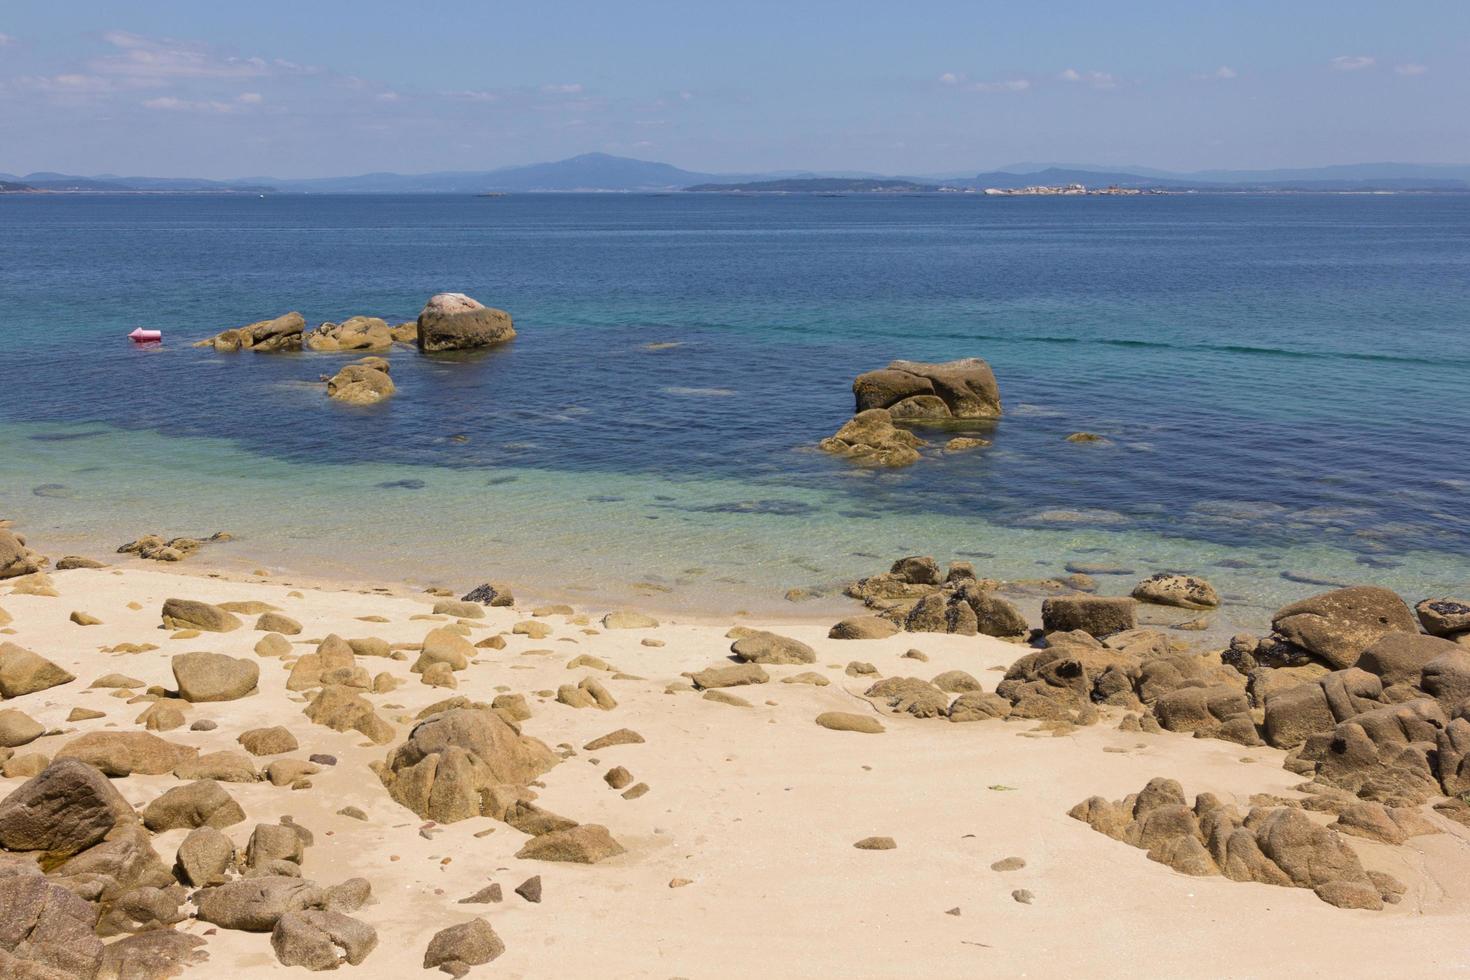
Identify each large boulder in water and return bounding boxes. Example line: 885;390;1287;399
373;707;558;823
416;293;515;353
853;358;1001;419
1270;586;1418;670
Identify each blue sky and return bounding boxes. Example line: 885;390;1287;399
1;0;1465;177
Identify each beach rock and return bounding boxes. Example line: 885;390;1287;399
931;670;983;693
514;875;542;903
0;643;75;697
0;759;133;856
423;919;504;977
160;599;241;633
195;876;325;932
853;358;1002;418
947;691;1012;722
866;676;950;718
175;826;234;886
238;726;299;756
1416;597;1470;638
375;707;558;823
583;728;644;750
142;780;245;832
416;293;515;353
853;836;896;850
827;616;900;640
952;582;1029;638
55;732;197;777
815;711;884;734
0;875;105;977
414;629;474;673
1041;596;1137;637
255;612;302;635
303;686;395;744
1251;807;1370;889
1421;649;1470;709
171;652;258;703
1270;586;1418;670
272;909;378;970
461;582;514;607
0;710;43;747
730;631;816;665
514;824;625;864
175;750;260;783
247;822;307;868
255;633;293;658
96;930;208;979
1262;683;1335;749
690;663;768;690
818;409;923;467
601;611;659;630
326;358;396;405
1353;632;1458;686
1131;574;1220;609
432;600;484;619
0;530;41;580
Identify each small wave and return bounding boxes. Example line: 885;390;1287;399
661;386;737;397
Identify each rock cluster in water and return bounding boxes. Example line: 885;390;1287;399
819;358;1001;467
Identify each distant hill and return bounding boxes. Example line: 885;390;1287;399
5;155;1470;194
685;177;941;193
0;180;35;193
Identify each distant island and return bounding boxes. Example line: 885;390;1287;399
5;153;1470;195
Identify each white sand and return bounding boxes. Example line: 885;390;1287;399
2;565;1466;977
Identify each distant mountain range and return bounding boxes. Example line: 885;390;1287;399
4;153;1470;194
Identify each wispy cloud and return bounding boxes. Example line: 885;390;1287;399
541;83;583;94
142;95;238;113
1330;55;1376;71
445;89;500;103
237;91;263;104
971;78;1030;93
91;31;283;87
0;32;15;47
938;71;963;86
1059;68;1117;89
1194;65;1237;80
1394;63;1428;76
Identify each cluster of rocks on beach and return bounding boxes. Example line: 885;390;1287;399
3;512;1470;974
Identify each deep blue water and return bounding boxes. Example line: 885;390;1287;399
1;192;1468;599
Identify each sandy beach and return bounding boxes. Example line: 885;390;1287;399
1;545;1468;977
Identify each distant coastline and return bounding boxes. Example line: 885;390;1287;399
6;152;1470;195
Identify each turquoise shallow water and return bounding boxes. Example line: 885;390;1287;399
1;192;1467;618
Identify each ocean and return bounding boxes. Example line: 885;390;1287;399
2;191;1468;619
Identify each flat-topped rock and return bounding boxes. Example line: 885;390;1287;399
417;293;515;353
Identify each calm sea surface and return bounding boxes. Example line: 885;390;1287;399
1;192;1467;617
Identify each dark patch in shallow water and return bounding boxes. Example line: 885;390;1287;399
484;476;518;486
671;499;821;517
32;483;73;498
375;479;427;490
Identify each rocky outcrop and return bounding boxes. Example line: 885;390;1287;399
416;293;515;353
1041;595;1137;637
0;529;44;580
325;356;395;405
842;556;1028;638
0;760;134;856
1416;597;1470;639
1069;778;1394;909
818;409;922;467
373;707;558;823
306;316;415;352
195;312;306;353
160;598;241;633
852;358;1002;419
1268;586;1418;670
117;531;230;563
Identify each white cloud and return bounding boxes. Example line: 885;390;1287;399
1213;66;1237;79
375;91;401;102
971;79;1030;93
938;71;963;86
541;83;583;94
87;31;316;89
1330;55;1376;71
446;89;499;103
0;32;14;47
1059;68;1116;89
237;92;263;104
141;95;236;113
1394;63;1428;76
17;73;113;94
1192;65;1237;81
